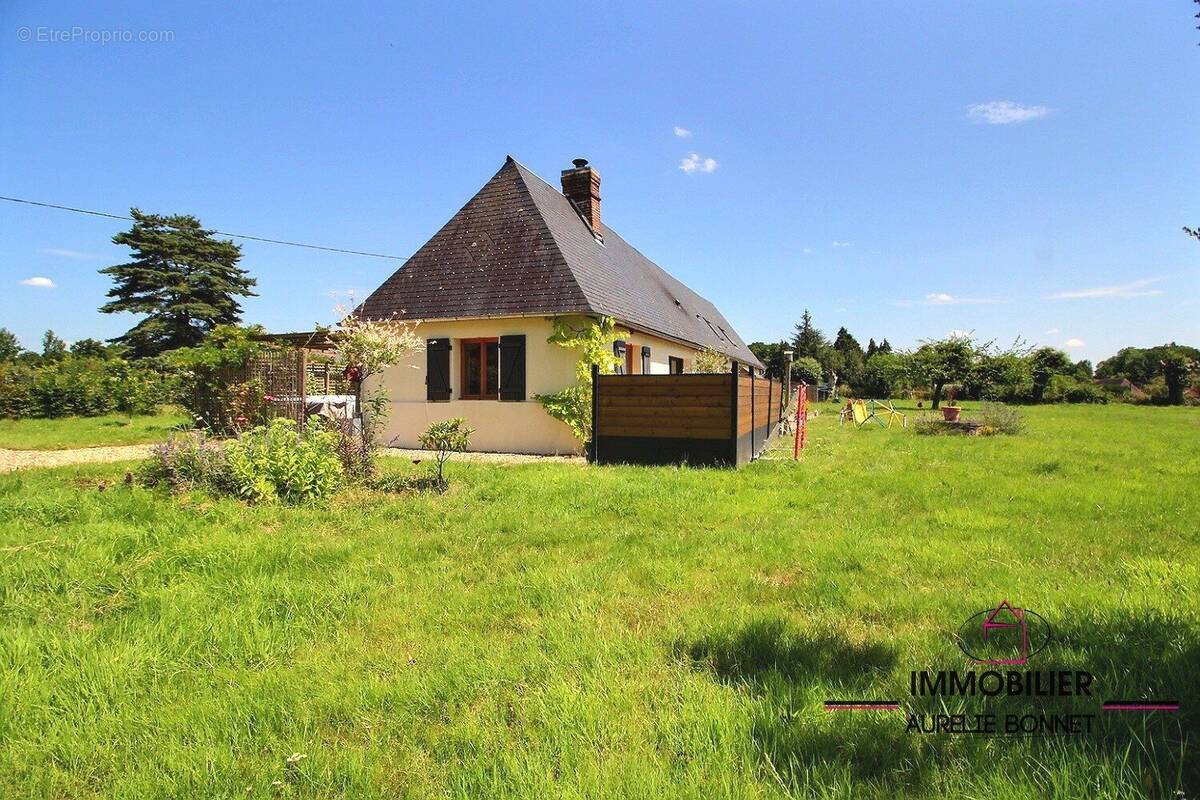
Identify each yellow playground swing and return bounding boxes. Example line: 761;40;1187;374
839;398;907;428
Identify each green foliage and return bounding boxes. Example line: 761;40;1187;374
1045;375;1108;404
909;334;984;408
977;402;1027;434
69;338;109;358
536;384;591;443
0;328;23;362
857;352;909;397
970;352;1032;401
537;316;626;443
0;355;176;419
1029;347;1074;402
140;431;232;492
830;326;865;387
224;419;343;504
791;356;823;386
41;330;67;361
747;341;788;380
688;346;729;373
166;324;269;370
418;417;475;490
100;209;257;357
791;309;829;362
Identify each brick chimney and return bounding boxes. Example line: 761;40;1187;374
560;158;602;233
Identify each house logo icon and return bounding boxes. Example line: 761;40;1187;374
955;600;1051;665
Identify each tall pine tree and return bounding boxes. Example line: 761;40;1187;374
791;309;829;361
100;209;256;357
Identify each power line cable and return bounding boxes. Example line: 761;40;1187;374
0;195;409;260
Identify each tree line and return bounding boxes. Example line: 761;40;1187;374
749;310;1198;407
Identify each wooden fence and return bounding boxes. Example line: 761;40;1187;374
590;362;787;467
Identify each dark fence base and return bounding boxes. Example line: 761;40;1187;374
592;435;734;467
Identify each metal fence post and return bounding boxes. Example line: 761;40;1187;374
590;363;600;463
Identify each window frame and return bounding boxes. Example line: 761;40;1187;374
668;356;685;374
459;337;500;400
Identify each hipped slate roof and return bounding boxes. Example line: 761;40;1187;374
358;156;763;368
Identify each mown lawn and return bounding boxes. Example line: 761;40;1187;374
0;404;1196;798
0;410;190;451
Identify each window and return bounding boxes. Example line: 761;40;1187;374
461;338;499;399
640;346;651;375
669;356;684;374
613;341;628;374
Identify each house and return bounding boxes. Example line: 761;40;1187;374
357;156;764;455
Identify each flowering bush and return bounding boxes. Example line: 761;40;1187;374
418;417;475;491
140;431;232;492
225;418;343;504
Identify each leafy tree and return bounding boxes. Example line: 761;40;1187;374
865;338;877;359
791;356;823;386
748;341;787;380
1030;347;1074;403
1160;347;1198;405
42;330;67;361
791;309;829;362
859;352;910;398
70;338;109;359
876;339;893;356
970;352;1031;401
910;335;982;408
0;328;21;362
831;326;866;389
1073;360;1093;380
100;209;257;357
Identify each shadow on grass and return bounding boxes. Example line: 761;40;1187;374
676;618;933;793
678;612;1199;797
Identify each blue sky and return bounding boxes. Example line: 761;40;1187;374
2;2;1197;364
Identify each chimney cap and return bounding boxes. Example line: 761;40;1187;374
571;158;589;169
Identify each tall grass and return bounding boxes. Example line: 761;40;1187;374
0;403;1196;798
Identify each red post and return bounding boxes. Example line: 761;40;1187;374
794;382;808;459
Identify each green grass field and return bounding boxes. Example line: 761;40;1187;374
0;404;1196;798
0;410;190;450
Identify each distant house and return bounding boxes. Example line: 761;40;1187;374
357;156;763;454
1097;377;1148;401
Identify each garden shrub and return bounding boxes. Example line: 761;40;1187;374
418;417;474;491
977;402;1026;435
140;431;232;492
225;418;343;504
0;355;177;419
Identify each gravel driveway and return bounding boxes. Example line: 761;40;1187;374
0;445;156;473
0;444;581;474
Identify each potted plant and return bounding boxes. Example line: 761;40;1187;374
941;385;962;422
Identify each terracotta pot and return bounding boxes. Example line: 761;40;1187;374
942;405;962;422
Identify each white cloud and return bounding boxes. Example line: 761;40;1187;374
925;292;995;305
967;100;1050;125
949;329;972;339
39;248;97;259
1046;327;1060;335
679;152;718;173
1065;338;1086;348
802;247;814;255
831;240;853;248
673;126;692;138
20;276;56;288
1049;277;1164;300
